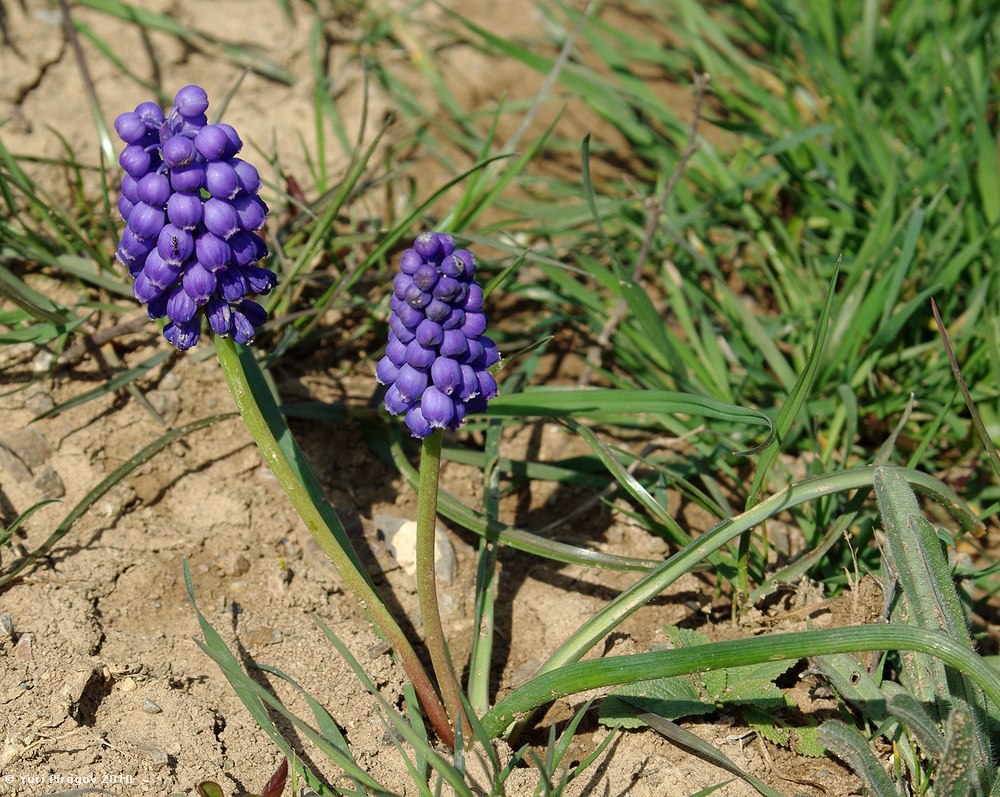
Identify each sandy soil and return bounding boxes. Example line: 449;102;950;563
0;1;864;795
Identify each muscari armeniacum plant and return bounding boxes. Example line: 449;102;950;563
113;85;458;748
376;231;500;734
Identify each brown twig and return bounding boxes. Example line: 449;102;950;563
55;313;151;367
578;72;711;387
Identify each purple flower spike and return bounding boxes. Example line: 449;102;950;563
378;233;499;437
113;85;277;349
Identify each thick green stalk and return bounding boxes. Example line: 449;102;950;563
213;337;454;748
416;429;467;734
482;626;1000;741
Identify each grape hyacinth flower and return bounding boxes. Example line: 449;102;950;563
113;85;276;350
377;233;500;437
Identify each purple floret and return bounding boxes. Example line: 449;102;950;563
113;84;277;349
379;233;500;438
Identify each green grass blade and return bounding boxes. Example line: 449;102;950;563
628;705;787;797
33;349;172;420
818;720;898;797
484;625;1000;740
384;428;655;571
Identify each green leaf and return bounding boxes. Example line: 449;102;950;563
934;708;977;797
743;707;789;747
818;720;898;797
196;783;226;797
599;676;713;729
724;659;797;688
721;679;787;709
791;725;827;758
487;388;775;453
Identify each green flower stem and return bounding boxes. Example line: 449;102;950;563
213;337;454;748
481;625;1000;740
416;429;467;735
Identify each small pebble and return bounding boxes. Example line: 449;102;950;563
0;613;13;639
31;350;54;373
0;428;53;467
374;514;457;585
33;465;65;499
14;632;33;662
146;389;180;423
216;552;251;577
137;743;169;767
243;627;283;647
141;699;162;714
159;370;182;390
24;391;55;415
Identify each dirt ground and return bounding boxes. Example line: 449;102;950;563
0;1;865;795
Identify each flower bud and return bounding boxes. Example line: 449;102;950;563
114;112;148;144
166;191;204;229
173;85;210;118
127;203;165;238
204;198;240;239
137;172;171;206
182;262;217;304
162;134;197;168
195;232;231;272
194;124;231;161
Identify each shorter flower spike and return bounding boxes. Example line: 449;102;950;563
379;233;500;437
113;85;276;350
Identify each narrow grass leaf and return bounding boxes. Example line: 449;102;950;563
934;708;977;797
33;349;172;421
818;720;898;797
486;626;1000;741
385;429;655;571
886;693;944;759
185;567;383;795
629;706;787;797
487;387;774;451
0;498;61;549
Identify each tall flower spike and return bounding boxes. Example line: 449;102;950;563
113;85;277;350
378;233;500;437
